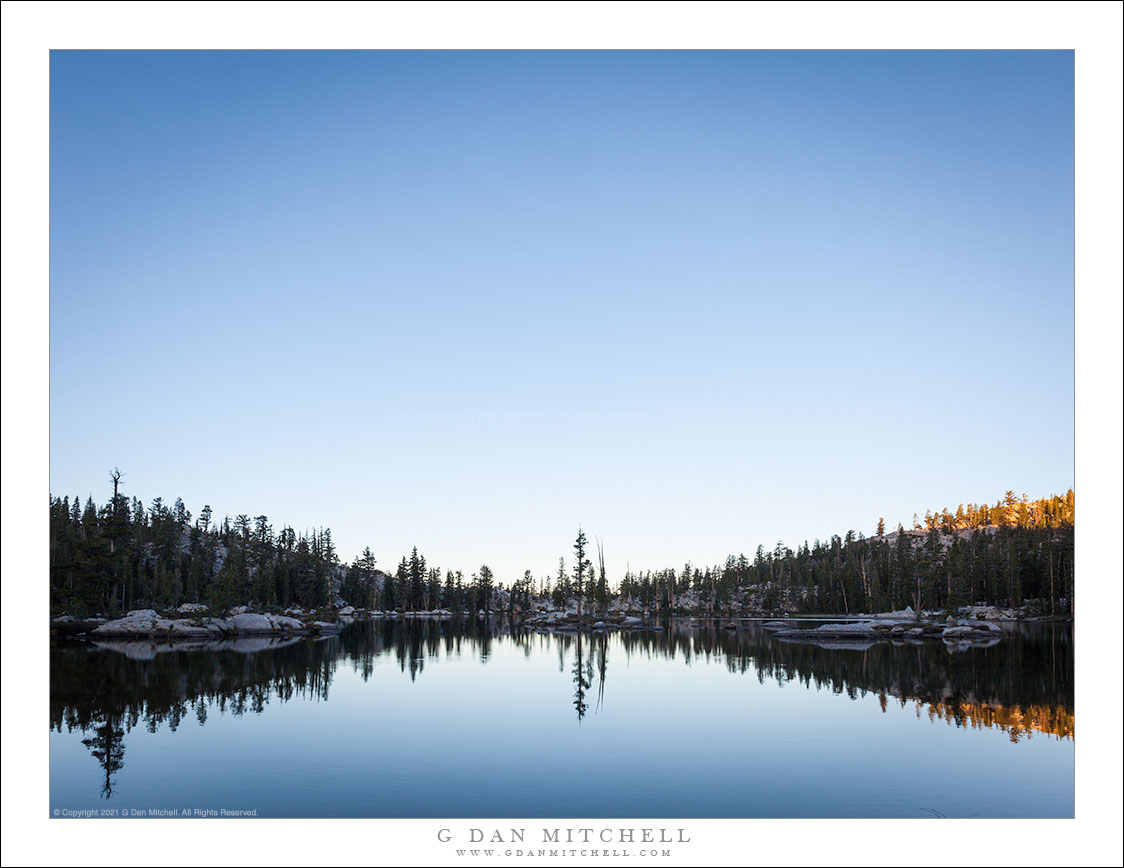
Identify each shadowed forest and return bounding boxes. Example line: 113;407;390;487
50;484;1074;619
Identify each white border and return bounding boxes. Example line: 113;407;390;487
3;3;1121;866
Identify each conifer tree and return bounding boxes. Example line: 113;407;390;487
477;565;494;614
573;528;590;619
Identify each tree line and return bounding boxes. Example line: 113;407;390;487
613;490;1074;616
49;482;344;617
49;476;1074;618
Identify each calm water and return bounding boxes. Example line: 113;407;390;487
49;619;1074;818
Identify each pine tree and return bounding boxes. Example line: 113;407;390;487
477;565;494;615
550;558;566;608
408;547;425;611
573;528;590;619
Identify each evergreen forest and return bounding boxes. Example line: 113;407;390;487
49;482;1075;619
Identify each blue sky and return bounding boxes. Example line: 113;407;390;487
49;50;1075;583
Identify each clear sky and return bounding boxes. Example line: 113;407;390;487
49;50;1075;583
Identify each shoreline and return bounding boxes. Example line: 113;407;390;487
51;604;1068;647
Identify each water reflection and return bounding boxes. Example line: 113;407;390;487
51;619;1073;797
572;633;593;722
80;720;125;799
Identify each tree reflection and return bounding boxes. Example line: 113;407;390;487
80;717;125;799
572;632;593;723
594;633;609;713
52;618;1074;798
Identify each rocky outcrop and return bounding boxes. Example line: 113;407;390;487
89;611;336;639
227;613;306;633
873;607;917;620
941;621;1004;643
773;622;880;640
91;613;191;638
961;605;1021;621
769;616;1006;648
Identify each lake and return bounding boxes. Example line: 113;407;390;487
49;618;1074;818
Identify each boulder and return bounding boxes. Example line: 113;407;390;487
874;607;915;620
166;621;216;638
966;606;1016;621
226;613;275;633
92;614;163;637
227;613;305;633
126;609;159;619
338;606;356;616
202;618;233;636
